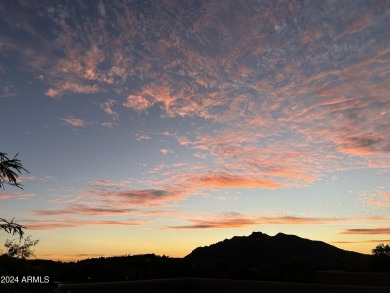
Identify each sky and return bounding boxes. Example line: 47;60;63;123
0;0;389;261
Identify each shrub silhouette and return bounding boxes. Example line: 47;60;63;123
370;243;390;272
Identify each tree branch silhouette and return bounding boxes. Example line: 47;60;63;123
0;152;29;189
0;217;25;240
0;151;29;239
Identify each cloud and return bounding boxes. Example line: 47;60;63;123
79;184;191;207
361;188;390;208
135;132;151;141
21;175;55;182
0;194;10;200
101;122;117;128
60;116;87;127
45;88;60;98
165;212;347;230
340;228;390;235
100;99;118;119
168;218;256;229
0;192;35;200
45;82;100;98
24;218;147;230
332;240;390;244
336;135;386;156
190;173;283;189
34;204;137;216
97;1;106;17
90;178;134;190
344;11;372;36
160;149;174;155
123;95;154;112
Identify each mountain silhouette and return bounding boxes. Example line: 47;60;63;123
185;232;369;270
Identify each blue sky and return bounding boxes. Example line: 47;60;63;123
0;0;389;261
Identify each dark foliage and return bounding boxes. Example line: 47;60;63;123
4;235;39;259
370;243;390;272
372;244;390;257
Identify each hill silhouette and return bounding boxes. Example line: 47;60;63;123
185;232;369;271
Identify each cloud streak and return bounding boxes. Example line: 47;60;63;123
165;215;346;230
34;204;137;216
60;116;87;128
0;192;36;200
23;218;147;230
189;173;283;189
340;228;390;235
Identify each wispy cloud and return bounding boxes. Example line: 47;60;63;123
100;98;118;119
165;213;346;230
45;82;100;98
23;218;147;230
340;228;390;235
0;192;36;200
34;204;137;216
135;132;151;141
168;218;256;229
21;175;56;182
360;187;390;208
60;116;87;127
332;240;390;244
100;122;117;128
160;149;174;155
189;173;283;189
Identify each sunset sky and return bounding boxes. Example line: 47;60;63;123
0;0;389;261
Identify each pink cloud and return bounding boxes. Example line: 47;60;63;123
60;116;87;127
344;12;372;35
160;149;174;155
135;132;151;141
336;135;386;156
168;218;256;229
45;88;60;98
0;192;35;200
46;82;100;97
190;173;283;189
361;188;390;208
100;99;118;119
123;95;154;112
